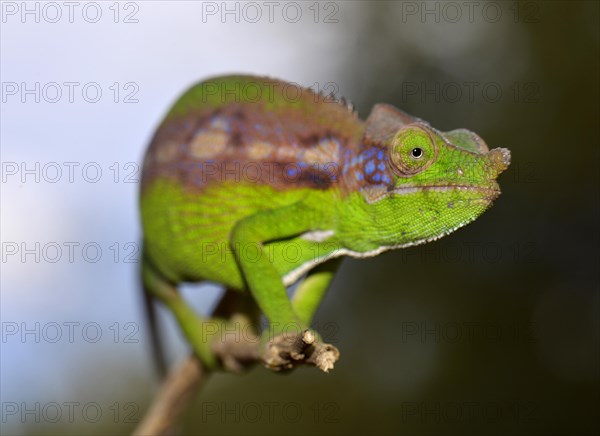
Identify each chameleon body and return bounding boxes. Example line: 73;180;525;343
140;75;510;371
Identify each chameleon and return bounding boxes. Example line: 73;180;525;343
140;75;510;372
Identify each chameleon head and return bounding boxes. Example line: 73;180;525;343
388;123;511;202
360;104;511;247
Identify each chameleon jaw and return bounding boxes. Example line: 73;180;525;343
391;182;500;204
363;183;501;204
391;183;501;198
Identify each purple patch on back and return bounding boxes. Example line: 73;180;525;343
342;145;395;191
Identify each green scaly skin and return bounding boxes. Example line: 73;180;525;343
140;75;510;372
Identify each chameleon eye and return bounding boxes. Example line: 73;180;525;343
390;126;437;176
411;147;423;159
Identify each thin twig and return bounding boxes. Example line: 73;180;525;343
133;355;207;436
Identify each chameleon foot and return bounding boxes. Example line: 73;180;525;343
262;329;340;373
211;318;261;374
212;337;260;373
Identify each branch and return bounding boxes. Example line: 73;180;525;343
133;328;339;435
133;355;207;436
134;282;340;435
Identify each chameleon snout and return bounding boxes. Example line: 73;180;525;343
486;147;511;178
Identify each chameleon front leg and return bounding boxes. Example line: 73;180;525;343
292;258;342;326
142;256;218;369
231;202;340;372
231;202;309;332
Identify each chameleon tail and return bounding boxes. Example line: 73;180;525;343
140;246;168;378
142;249;219;369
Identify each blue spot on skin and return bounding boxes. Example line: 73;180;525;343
287;166;298;178
355;171;364;181
365;160;375;175
364;149;376;159
373;173;381;182
377;162;385;171
382;174;391;184
377;150;383;160
210;117;231;132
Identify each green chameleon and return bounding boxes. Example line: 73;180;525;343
140;75;510;372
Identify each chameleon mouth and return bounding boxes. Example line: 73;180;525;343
392;184;501;201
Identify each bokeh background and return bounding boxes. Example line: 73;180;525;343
1;1;598;435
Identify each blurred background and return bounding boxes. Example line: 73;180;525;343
1;1;598;434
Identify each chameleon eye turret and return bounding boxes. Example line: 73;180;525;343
389;125;438;176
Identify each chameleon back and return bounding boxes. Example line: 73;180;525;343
140;75;363;287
